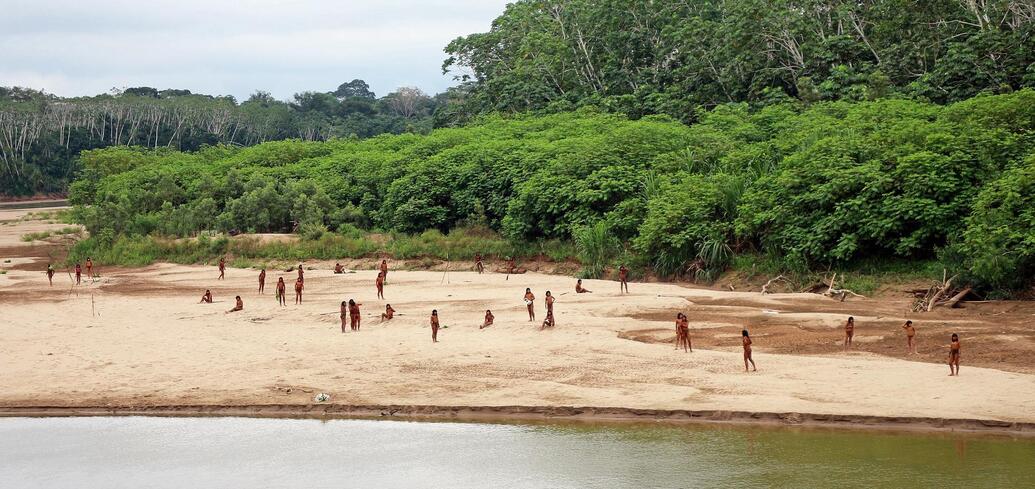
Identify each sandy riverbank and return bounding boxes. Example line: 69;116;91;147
2;208;1035;434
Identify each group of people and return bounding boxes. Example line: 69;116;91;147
46;258;93;286
843;317;962;375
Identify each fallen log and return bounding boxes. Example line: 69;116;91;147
938;287;973;309
760;275;786;295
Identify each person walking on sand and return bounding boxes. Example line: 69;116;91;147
381;304;396;322
276;277;287;306
294;277;304;304
903;320;916;354
742;329;757;372
46;263;55;286
430;309;440;343
576;279;592;293
340;301;348;332
258;268;266;294
376;271;385;299
481;309;494;329
85;257;93;280
200;289;213;304
475;253;484;274
380;259;389;281
74;262;82;285
948;333;961;376
349;299;362;331
218;257;225;280
523;288;536;321
226;296;243;313
843;316;855;351
618;265;629;294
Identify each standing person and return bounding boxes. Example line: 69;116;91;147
46;263;55;286
258;268;266;294
226;296;244;313
674;313;687;352
74;262;82;285
742;329;757;372
948;333;961;376
85;257;93;280
682;314;693;352
381;304;396;322
276;277;287;306
294;277;304;304
545;291;555;325
506;257;516;274
523;288;536;321
618;265;629;294
376;271;385;299
575;279;592;293
481;310;494;329
218;257;225;280
844;317;855;351
349;299;362;331
430;310;440;343
902;320;916;354
475;253;484;274
200;289;213;303
297;263;304;284
340;301;348;333
380;259;389;282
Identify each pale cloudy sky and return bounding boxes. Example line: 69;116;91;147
0;0;510;100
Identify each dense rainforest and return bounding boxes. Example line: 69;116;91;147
69;91;1035;293
9;0;1035;293
0;81;449;195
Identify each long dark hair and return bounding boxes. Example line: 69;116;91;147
951;333;959;341
742;329;750;337
349;299;356;306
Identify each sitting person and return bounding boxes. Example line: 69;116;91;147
541;310;555;330
200;289;213;303
575;279;592;293
381;304;396;322
481;309;494;329
333;262;344;274
226;296;243;313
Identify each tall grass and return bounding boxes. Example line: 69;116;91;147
573;221;620;278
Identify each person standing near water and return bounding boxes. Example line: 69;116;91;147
843;317;855;351
618;265;629;294
258;268;266;294
218;257;225;280
523;288;535;321
742;329;757;372
276;277;286;306
430;310;440;342
948;333;961;376
376;271;385;299
903;321;916;354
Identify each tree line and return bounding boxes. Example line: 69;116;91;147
69;90;1035;294
0;81;447;195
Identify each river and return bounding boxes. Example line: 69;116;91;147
1;417;1032;488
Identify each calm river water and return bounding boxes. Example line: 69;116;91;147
1;417;1032;488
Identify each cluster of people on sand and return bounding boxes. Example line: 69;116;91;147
47;258;94;286
840;317;961;375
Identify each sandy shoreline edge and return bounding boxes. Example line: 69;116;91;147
3;404;1033;437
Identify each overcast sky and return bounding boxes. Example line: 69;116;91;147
0;0;509;101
